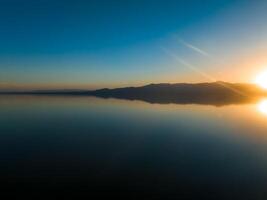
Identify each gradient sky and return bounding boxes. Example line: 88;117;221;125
1;0;267;90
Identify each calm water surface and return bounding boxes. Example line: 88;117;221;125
1;95;267;198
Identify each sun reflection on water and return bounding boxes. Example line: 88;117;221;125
258;99;267;115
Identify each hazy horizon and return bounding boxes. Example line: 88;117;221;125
0;80;261;92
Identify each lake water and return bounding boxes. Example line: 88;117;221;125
1;95;267;198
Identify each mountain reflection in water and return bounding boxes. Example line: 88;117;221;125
1;95;267;199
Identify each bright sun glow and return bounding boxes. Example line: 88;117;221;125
255;70;267;89
258;100;267;116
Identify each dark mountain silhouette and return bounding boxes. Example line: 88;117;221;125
87;81;267;106
1;82;266;106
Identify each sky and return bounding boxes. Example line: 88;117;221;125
1;0;267;90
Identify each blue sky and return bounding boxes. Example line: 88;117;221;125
1;0;267;89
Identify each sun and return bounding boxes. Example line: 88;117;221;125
258;100;267;116
255;70;267;89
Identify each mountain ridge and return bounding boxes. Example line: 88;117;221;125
1;82;266;106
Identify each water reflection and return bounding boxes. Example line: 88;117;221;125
258;99;267;115
1;95;267;198
91;92;264;106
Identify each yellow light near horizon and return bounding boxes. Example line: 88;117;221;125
258;100;267;116
255;70;267;89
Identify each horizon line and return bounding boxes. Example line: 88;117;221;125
0;81;259;93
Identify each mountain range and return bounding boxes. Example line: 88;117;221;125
1;81;267;106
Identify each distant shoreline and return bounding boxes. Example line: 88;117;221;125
0;81;262;94
1;82;266;106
